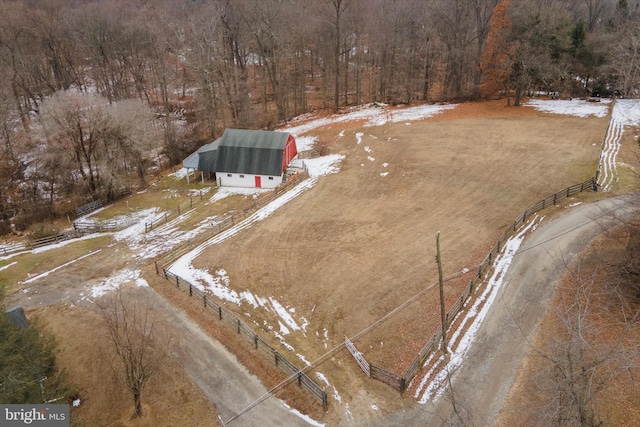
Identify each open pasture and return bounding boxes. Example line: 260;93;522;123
168;100;609;381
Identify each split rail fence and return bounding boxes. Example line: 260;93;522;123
161;269;327;409
144;189;210;233
347;176;597;392
153;170;328;408
1;230;82;256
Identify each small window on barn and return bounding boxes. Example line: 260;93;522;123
268;177;274;180
240;174;245;178
227;173;232;177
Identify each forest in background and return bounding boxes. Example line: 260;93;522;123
1;0;640;234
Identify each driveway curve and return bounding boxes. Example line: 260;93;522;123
362;194;638;427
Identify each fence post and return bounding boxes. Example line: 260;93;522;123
154;261;158;275
189;284;192;296
274;351;279;366
553;193;557;205
297;372;302;386
254;335;258;349
203;295;207;308
218;306;222;320
237;319;241;334
176;275;179;287
400;377;406;392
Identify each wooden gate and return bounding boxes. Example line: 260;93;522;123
345;336;370;377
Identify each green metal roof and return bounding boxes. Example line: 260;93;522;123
183;129;292;176
215;129;290;176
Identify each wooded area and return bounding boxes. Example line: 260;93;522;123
1;0;639;233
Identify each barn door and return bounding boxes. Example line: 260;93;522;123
255;176;262;188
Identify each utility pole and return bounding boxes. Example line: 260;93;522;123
436;232;447;355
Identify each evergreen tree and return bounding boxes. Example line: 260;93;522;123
0;288;74;404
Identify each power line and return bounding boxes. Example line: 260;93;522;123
222;268;471;425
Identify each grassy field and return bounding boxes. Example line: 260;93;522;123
181;100;608;363
5;99;625;425
150;100;614;423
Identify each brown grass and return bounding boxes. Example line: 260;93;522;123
6;99;630;425
496;216;640;427
26;303;217;427
497;130;640;424
155;100;612;418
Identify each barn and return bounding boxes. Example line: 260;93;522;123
183;129;298;189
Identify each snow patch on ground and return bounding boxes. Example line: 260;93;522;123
168;167;189;179
295;135;318;151
281;103;456;137
209;186;269;203
598;99;640;191
316;372;343;403
524;98;610;117
0;261;17;272
281;402;325;427
87;268;148;299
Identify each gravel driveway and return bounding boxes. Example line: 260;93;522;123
361;194;638;427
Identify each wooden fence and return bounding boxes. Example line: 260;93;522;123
155;170;309;268
144;189;209;233
350;176;597;392
73;216;140;234
75;200;103;217
1;241;26;256
154;170;328;407
297;150;320;159
160;266;327;408
1;230;86;256
345;337;370;377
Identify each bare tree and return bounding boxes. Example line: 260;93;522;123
531;256;640;427
98;291;170;419
611;23;640;97
39;91;157;200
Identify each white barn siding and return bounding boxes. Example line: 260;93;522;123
219;173;283;189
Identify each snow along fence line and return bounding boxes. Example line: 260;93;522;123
73;216;139;234
154;169;309;269
152;169;328;409
1;230;85;257
143;189;210;233
349;176;598;393
161;268;328;410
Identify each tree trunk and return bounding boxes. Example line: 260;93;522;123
133;390;143;418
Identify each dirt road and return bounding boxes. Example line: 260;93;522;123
361;194;638;427
9;250;313;427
